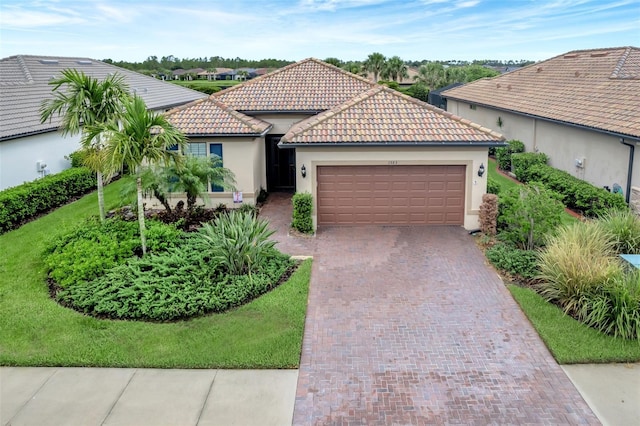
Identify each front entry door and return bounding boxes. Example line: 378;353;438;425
266;135;296;192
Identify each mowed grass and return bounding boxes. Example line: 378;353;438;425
509;285;640;364
0;180;310;368
170;79;241;90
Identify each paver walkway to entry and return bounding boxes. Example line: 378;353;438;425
262;194;598;425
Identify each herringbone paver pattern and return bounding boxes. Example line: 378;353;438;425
261;194;598;425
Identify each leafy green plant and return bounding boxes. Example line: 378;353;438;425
495;139;525;171
236;203;258;217
486;176;500;195
486;242;539;280
166;155;236;211
45;218;183;288
538;221;621;316
511;152;549;182
583;271;640;340
598;209;640;254
199;211;277;276
57;235;294;321
292;192;313;234
498;183;564;250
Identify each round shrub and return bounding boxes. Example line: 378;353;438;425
486;176;500;195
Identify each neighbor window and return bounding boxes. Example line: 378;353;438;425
469;104;477;110
186;142;207;157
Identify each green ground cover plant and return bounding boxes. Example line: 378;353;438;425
292;192;314;234
0;179;311;368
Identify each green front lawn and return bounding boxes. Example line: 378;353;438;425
0;180;310;368
509;285;640;364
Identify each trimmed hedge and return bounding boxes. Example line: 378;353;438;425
487;176;500;195
0;167;96;234
525;164;627;217
292;192;313;234
495;140;525;171
511;152;549;182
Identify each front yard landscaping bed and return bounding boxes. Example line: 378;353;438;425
485;159;640;363
0;179;311;368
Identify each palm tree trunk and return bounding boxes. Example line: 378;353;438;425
137;175;147;256
97;171;106;222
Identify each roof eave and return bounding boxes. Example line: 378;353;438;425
183;124;272;138
278;141;507;148
240;110;323;116
442;95;640;141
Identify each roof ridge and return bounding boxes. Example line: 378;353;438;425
16;55;34;84
376;85;505;140
164;96;208;116
283;86;384;140
211;57;376;101
610;46;639;80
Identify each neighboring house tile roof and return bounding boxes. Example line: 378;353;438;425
213;58;376;112
165;98;272;136
442;46;640;139
0;55;207;141
280;86;504;146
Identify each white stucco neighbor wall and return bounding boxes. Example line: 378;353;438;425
256;114;313;135
0;131;80;191
295;146;489;231
446;100;637;196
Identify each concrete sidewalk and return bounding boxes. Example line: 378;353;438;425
1;367;297;426
2;365;639;425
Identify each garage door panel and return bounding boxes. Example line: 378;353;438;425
317;165;465;225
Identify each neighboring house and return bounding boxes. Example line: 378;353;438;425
0;55;207;190
442;46;640;207
165;58;504;230
428;82;463;110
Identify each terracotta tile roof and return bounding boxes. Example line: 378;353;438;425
442;47;640;139
280;86;504;145
0;55;206;140
213;58;376;112
165;98;271;136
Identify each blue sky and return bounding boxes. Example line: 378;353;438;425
1;0;638;62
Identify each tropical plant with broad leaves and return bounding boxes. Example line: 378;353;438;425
199;211;277;276
166;155;236;211
40;69;130;221
84;95;187;255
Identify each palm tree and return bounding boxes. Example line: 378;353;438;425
413;62;446;90
86;96;187;255
363;52;386;82
166;155;236;212
382;56;408;82
40;69;130;221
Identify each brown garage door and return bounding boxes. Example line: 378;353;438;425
317;165;465;225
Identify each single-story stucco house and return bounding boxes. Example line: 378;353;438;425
442;46;640;207
0;55;207;191
165;58;505;231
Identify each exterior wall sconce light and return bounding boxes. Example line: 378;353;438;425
478;163;485;177
301;164;307;178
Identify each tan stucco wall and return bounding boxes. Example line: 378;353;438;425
295;146;489;230
255;114;313;135
147;136;263;209
447;100;636;194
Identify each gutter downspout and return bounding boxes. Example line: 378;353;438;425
620;138;634;204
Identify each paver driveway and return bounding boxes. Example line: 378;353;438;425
261;195;598;425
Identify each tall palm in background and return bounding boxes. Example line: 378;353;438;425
363;52;386;82
382;56;408;83
85;96;187;255
40;69;130;221
413;62;447;90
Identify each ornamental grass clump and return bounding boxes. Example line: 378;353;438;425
199;210;277;276
597;209;640;255
537;221;621;316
